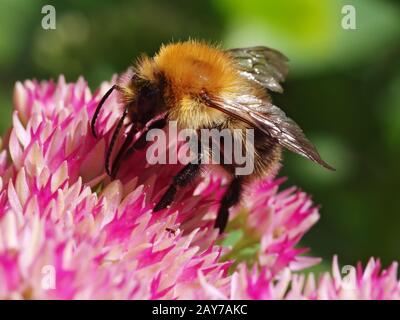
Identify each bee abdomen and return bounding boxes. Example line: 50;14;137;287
251;137;282;181
216;127;282;182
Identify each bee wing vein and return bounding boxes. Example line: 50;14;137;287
226;46;289;93
203;93;334;170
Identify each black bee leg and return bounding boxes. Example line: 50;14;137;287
126;118;167;156
215;177;243;234
109;123;137;178
111;118;167;177
154;148;202;212
105;108;128;176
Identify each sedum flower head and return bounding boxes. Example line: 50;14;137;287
0;76;397;299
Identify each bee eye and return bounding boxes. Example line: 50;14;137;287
142;84;160;99
134;83;163;125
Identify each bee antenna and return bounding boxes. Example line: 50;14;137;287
105;107;128;176
91;84;117;138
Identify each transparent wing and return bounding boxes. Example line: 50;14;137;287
226;46;289;93
200;92;334;170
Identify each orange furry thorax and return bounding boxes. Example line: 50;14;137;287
138;41;244;98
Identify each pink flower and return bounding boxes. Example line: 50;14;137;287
302;256;400;300
1;76;230;299
0;75;397;300
199;256;400;300
226;178;321;274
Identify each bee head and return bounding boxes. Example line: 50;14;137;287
128;73;166;129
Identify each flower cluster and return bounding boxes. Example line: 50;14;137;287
0;76;398;299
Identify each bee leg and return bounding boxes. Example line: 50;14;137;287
111;118;167;177
126;118;167;155
105;108;129;176
214;176;243;234
109;123;137;178
154;149;202;212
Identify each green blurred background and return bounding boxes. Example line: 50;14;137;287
1;0;399;269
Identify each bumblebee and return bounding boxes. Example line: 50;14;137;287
91;40;334;233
